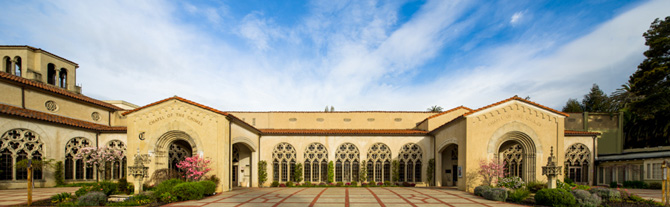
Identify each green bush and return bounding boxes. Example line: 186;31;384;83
199;180;217;195
498;176;525;189
383;181;391;186
304;181;312;187
77;191;107;206
589;188;621;202
574;185;591;191
153;178;183;199
649;182;662;189
117;177;129;194
526;180;546;193
508;188;530;202
336;182;343;187
287;181;294;187
609;181;618;188
564;177;575;185
535;188;576;207
623;180;649;189
160;192;178;203
172;182;205;201
50;192;73;204
74;181;118;197
107;193;154;206
571;189;601;207
351;181;357;186
271;181;280;187
54;161;65;186
474;185;492;196
482;188;508;201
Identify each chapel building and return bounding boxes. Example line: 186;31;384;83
1;45;648;192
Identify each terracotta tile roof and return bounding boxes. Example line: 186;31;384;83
260;129;429;136
228;111;436;113
564;130;601;136
0;45;78;66
416;106;472;126
463;96;569;117
0;72;124;111
0;103;126;132
122;96;260;133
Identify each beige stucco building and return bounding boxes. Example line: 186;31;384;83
0;45;601;192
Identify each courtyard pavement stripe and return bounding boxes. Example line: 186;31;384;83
233;188;284;207
345;188;349;207
403;188;454;207
308;188;328;207
432;188;496;207
364;188;387;207
381;187;417;207
272;187;308;207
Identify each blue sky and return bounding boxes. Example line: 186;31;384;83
0;0;667;111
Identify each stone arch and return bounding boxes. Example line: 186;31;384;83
154;130;197;170
232;136;257;152
0;121;52;157
493;131;537;182
437;138;459;153
565;143;591;183
398;143;423;182
149;119;203;154
487;121;543;155
366;142;392;183
305;142;328;182
0;128;45;180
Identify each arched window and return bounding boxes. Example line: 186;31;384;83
168;140;192;170
58;68;67;88
398;143;423;182
47;63;56;85
0;129;44;180
335;143;359;182
367;143;391;183
3;56;10;73
500;142;524;178
14;57;21;76
104;140;126;180
64;137;92;180
232;145;239;183
304;143;327;182
272;142;295;182
565;143;591;183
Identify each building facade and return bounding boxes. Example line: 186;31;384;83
1;45;606;192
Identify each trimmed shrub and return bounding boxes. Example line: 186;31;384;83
508;188;530;202
336;182;343;187
384;181;391;186
271;181;280;187
153;178;183;199
526;181;546;193
589;188;621;202
160;192;178;203
649;182;662;189
117;177;129;194
564;177;575;185
573;185;591;191
351;181;357;186
304;181;312;187
207;175;221;186
75;181;118;197
474;185;492;197
287;181;294;187
77;191;107;206
535;188;576;207
623;180;649;189
482;188;508;201
172;182;205;201
609;181;618;188
108;193;154;206
571;189;602;207
319;182;327;186
199;180;217;195
50;192;73;204
498;176;525;189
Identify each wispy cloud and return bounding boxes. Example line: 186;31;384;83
0;0;665;112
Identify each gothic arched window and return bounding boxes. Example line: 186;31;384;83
366;143;391;183
272;142;295;182
304;143;327;182
1;129;44;180
104;140;126;180
398;143;422;182
335;143;359;182
64;137;92;180
565;143;591;183
500;142;524;178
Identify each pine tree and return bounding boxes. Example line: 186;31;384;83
562;98;583;112
581;84;612;112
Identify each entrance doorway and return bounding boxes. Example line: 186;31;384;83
232;143;252;187
440;144;458;186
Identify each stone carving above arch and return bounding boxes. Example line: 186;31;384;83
437;138;459;153
487;121;543;155
232;136;257;152
472;102;559;124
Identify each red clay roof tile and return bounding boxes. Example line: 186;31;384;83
260;129;428;136
0;103;126;132
463;96;569;117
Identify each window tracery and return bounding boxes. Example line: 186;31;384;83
168;140;192;170
398;143;422;182
272;142;295;182
304;142;327;182
565;143;591;183
500;143;524;178
335;143;359;182
366;143;391;182
104;140;126;180
64;137;92;180
1;129;44;180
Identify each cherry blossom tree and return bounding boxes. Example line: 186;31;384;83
176;156;212;181
74;146;124;181
478;159;507;186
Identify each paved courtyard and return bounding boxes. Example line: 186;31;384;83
165;187;522;207
0;187;79;206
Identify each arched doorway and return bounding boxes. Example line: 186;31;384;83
232;143;253;187
168;140;192;171
440;144;458;186
496;131;537;182
565;143;591;184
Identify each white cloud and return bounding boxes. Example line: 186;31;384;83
510;11;523;25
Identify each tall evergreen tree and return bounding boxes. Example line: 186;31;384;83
581;84;612;113
562;98;583;113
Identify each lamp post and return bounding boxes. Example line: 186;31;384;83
128;150;149;194
542;146;562;189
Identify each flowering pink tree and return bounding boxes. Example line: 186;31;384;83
74;146;124;181
176;156;212;181
478;159;507;186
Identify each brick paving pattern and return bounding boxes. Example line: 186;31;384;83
164;187;524;207
0;187;79;206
